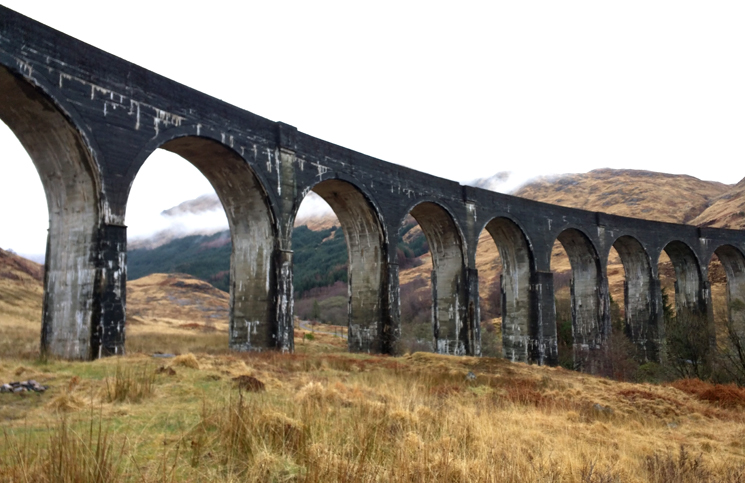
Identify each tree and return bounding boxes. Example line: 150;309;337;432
717;298;745;385
311;300;321;322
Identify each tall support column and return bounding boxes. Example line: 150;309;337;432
275;248;294;352
384;260;401;354
529;270;558;366
701;279;716;374
650;277;667;365
702;279;717;353
275;122;298;352
93;224;127;357
40;218;100;360
588;272;611;374
466;267;481;356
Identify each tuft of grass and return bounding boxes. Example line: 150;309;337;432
171;353;200;370
104;364;156;403
644;445;745;483
2;415;127;483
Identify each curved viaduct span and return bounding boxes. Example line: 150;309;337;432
2;7;745;372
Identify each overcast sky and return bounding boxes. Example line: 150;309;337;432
2;1;745;259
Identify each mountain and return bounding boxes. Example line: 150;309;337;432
128;231;233;291
127;272;233;338
513;168;730;224
690;177;745;229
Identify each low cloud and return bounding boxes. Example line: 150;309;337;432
128;190;336;249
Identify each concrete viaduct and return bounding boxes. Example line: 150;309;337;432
2;7;745;372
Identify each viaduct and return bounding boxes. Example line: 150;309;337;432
2;7;745;372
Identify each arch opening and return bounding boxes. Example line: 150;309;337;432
291;193;348;344
658;240;710;378
297;179;387;353
551;229;605;372
477;218;533;361
125;136;276;353
611;236;659;363
407;202;468;355
0;65;102;359
0;97;47;358
397;214;433;353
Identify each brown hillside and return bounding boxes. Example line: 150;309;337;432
514;168;729;224
0;248;44;356
126;273;230;342
690;177;745;229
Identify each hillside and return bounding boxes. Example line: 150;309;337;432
0;248;44;357
513;168;730;224
690;177;745;229
127;224;350;296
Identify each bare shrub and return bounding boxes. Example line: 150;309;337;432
665;308;712;380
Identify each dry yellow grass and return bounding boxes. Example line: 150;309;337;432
0;348;744;481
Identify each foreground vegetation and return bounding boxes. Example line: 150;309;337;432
1;327;745;482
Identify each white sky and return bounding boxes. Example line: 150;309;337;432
2;1;745;259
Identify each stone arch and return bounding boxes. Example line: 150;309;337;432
295;178;389;353
406;201;469;355
554;228;605;371
711;244;745;350
0;64;105;359
658;240;711;373
611;235;659;361
125;135;280;351
479;216;534;362
660;241;705;316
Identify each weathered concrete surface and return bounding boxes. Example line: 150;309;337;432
3;6;745;372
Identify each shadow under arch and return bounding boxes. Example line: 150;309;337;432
0;64;105;359
297;178;390;353
612;235;660;362
711;244;745;351
125;135;281;351
480;216;534;362
407;201;470;355
554;228;606;372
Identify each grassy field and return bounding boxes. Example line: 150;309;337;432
1;326;745;482
2;251;745;481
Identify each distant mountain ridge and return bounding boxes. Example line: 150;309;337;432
690;177;745;229
513;168;731;224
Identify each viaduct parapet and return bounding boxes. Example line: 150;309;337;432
2;7;744;372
